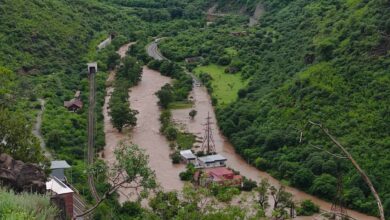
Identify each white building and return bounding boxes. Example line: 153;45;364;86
198;154;227;168
180;150;197;164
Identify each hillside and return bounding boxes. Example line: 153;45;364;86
0;0;389;219
160;0;390;217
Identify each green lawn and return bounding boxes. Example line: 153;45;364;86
168;101;193;109
194;64;247;105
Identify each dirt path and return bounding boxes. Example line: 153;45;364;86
249;2;264;27
171;86;378;220
32;98;52;159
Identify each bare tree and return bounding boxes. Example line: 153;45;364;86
301;121;385;220
74;143;156;219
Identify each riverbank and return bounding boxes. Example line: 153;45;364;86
102;44;185;202
170;81;378;220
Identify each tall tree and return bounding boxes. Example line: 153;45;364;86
110;99;138;132
75;143;156;218
0;108;43;163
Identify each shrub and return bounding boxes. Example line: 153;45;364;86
296;200;320;216
242;178;257;191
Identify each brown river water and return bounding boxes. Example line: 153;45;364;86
102;44;378;219
102;43;184;201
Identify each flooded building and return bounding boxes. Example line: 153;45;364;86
195;167;242;187
198;154;227;168
180;150;197;164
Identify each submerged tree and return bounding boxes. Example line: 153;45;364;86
255;178;270;210
189;109;197;119
110;98;138;132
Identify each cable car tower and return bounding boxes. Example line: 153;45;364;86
201;112;216;155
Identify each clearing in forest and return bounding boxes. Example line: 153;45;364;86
193;64;247;105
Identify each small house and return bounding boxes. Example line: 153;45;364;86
50;160;71;182
195;167;242;187
180;150;197;164
64;99;83;112
198;154;227;168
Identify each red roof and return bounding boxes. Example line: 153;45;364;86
208;167;234;177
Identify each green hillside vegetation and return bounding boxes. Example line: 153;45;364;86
194;64;248;105
1;0;389;218
0;188;58;219
160;0;390;217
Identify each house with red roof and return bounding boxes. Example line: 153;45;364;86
194;167;242;187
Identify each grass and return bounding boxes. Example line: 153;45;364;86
177;132;196;150
225;47;238;56
168;101;193;109
0;188;58;219
194;64;247;105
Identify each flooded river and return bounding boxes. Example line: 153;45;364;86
103;46;184;201
171;86;378;220
103;43;378;219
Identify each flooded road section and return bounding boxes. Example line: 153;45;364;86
103;52;184;202
171;85;378;220
128;67;185;193
102;42;134;166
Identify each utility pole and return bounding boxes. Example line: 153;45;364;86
87;62;100;202
201;112;216;155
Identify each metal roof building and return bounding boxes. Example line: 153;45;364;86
50;160;71;182
198;154;227;168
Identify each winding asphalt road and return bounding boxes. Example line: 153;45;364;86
147;40;166;61
146;41;201;86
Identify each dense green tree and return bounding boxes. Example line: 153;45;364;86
296;200;320;216
110;101;138;132
0;108;44;163
156;84;174;109
165;126;178;141
149;191;181;220
310;174;337;200
77;143;156;218
106;51;121;70
292;168;315;189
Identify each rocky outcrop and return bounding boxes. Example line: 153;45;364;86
0;153;46;193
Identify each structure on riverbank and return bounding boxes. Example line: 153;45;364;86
194;167;242;187
180;150;197;164
201;112;216;154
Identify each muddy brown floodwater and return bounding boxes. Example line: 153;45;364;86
171;86;378;220
104;43;378;219
103;48;185;202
